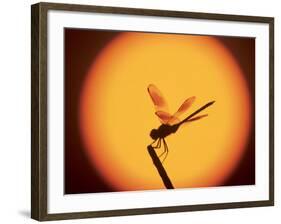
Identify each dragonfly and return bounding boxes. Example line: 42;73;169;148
148;84;215;163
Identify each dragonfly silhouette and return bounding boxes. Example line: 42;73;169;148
148;84;215;163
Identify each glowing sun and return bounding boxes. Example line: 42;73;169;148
79;32;251;191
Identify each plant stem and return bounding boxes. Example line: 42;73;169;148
147;145;174;189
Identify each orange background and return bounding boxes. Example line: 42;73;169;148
64;29;255;194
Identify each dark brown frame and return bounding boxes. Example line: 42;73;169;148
31;2;274;221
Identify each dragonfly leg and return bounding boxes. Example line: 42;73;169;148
155;138;162;148
161;138;169;164
158;138;166;158
150;139;157;146
150;138;162;149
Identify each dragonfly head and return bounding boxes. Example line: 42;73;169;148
150;129;159;140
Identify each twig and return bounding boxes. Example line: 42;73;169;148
147;145;174;189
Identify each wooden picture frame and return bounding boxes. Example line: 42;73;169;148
31;2;274;221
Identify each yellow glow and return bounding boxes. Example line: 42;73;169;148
79;33;251;191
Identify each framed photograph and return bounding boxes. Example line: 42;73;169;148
31;2;274;221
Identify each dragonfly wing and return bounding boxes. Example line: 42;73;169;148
148;84;169;112
180;114;208;128
173;96;196;118
155;111;172;124
167;116;180;125
187;114;208;122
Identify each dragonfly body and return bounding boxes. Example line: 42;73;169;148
150;100;215;141
147;84;215;163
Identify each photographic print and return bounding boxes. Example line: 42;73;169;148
31;3;273;220
64;29;255;194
